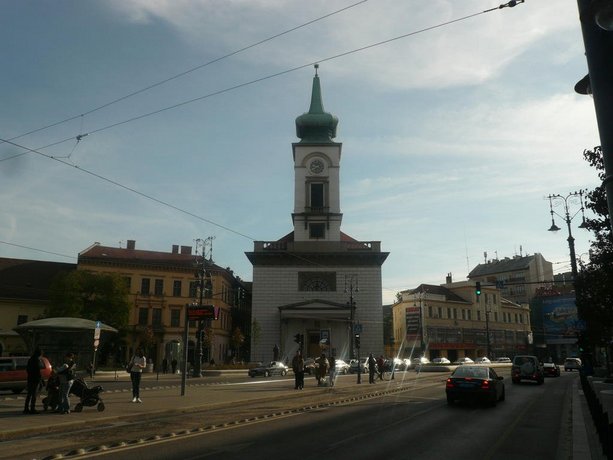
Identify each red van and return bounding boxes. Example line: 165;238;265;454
0;356;53;394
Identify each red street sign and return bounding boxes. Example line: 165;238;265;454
187;305;215;321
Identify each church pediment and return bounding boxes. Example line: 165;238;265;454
278;299;352;320
279;298;348;311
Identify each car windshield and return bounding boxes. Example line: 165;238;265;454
452;367;489;379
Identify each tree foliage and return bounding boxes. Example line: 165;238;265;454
574;146;613;346
47;270;131;329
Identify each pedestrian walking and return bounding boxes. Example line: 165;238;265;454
171;358;178;374
162;357;168;374
329;354;337;387
292;350;304;390
377;355;385;380
316;353;329;386
23;348;43;414
127;347;146;403
368;353;377;384
56;352;76;414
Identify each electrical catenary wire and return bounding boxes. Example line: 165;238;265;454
0;0;370;148
0;0;525;162
0;1;526;277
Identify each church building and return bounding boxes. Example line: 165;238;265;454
246;67;388;362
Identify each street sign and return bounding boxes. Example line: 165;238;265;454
187;305;215;321
93;320;101;347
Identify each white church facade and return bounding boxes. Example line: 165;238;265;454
246;67;388;363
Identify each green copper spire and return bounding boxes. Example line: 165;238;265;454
295;64;338;143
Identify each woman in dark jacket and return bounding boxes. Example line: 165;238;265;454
24;348;43;414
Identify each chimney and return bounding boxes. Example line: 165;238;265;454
445;273;453;284
172;245;179;254
127;240;136;250
180;245;192;255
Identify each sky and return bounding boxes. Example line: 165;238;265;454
0;0;603;304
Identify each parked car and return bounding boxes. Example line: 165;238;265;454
475;357;491;364
0;356;53;394
511;355;544;384
388;357;406;371
432;357;451;365
494;357;511;363
453;357;474;365
349;358;368;374
445;365;505;406
334;359;350;374
564;358;582;372
410;356;430;368
248;361;288;378
304;358;317;375
543;362;561;377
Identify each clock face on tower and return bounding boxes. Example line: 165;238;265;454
309;159;325;174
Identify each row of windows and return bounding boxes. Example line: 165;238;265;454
426;305;526;324
125;276;231;302
137;306;231;331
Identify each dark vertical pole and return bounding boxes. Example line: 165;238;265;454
181;304;189;396
576;0;613;230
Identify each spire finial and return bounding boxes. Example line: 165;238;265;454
314;63;319;76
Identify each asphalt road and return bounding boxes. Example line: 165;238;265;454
32;370;577;460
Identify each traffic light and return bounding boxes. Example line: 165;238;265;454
475;281;482;297
354;333;361;349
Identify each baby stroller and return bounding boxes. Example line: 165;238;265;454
70;377;105;412
42;372;61;412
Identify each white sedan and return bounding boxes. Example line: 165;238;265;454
475;357;491;364
453;357;474;365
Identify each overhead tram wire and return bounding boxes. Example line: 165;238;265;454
0;0;526;161
0;1;526;270
0;240;76;260
0;0;370;148
0;137;258;242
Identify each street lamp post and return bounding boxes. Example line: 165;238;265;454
547;191;588;281
345;275;360;383
413;289;428;357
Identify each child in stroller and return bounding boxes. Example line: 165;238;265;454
42;370;60;412
69;377;105;412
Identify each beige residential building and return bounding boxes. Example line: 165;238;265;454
0;258;76;356
468;253;553;305
78;240;242;367
392;279;532;361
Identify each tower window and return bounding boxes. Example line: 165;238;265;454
310;183;325;209
309;223;325;239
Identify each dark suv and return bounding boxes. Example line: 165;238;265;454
511;355;544;384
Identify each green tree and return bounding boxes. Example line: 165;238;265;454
574;146;613;350
47;270;131;329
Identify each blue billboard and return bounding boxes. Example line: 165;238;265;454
542;295;583;344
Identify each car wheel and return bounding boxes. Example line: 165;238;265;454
512;379;519;384
74;403;83;413
282;370;287;376
499;387;506;401
11;388;24;394
264;370;270;377
446;394;454;405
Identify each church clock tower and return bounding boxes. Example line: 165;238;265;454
246;66;388;363
292;64;342;242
